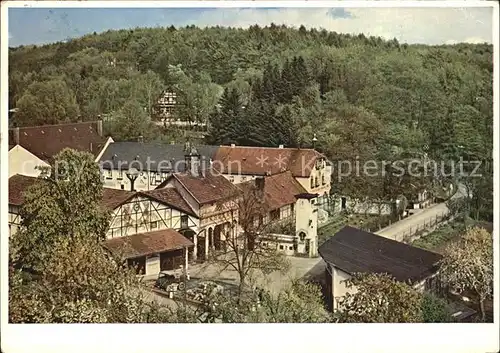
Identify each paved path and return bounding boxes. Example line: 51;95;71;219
376;183;466;241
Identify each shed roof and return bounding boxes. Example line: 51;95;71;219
319;226;442;283
104;229;194;259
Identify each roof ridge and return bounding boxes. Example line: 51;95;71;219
221;145;315;151
11;120;100;130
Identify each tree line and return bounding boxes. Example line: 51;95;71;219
9;24;493;220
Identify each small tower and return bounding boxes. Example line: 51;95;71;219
294;192;319;257
184;145;201;177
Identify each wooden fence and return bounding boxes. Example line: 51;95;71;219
400;210;451;243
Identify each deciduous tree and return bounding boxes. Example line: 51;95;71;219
439;227;493;321
336;273;423;323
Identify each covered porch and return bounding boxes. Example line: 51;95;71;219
181;222;234;263
104;228;194;277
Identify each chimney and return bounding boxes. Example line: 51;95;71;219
97;120;103;137
278;144;284;149
13;127;20;145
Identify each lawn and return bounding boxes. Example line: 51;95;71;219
318;214;379;245
411;221;466;253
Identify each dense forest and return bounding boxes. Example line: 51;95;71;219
9;24;493;219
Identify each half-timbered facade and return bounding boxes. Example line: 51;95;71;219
104;191;199;239
8;175;197;276
8;174;39;237
156;159;240;262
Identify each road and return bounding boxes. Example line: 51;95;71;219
304;183;467;281
178;184;467;294
376;183;465;241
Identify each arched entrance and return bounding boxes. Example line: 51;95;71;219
208;227;214;249
214;224;223;251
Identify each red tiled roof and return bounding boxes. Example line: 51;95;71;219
9;176;133;210
141;188;195;216
101;188;135;210
239;171;306;211
8;174;40;206
8;121;107;161
164;170;239;205
212;146;324;178
104;229;194;259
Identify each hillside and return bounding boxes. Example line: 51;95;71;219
8;25;493;165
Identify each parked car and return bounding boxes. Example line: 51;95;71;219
154;270;187;291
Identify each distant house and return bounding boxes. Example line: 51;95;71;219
319;226;443;311
211;144;332;211
153;90;179;120
98;142;218;191
8;120;113;164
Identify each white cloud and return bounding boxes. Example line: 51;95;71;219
192;7;493;45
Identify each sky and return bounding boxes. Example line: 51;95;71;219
7;6;494;47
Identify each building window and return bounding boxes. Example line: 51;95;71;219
118;169;123;180
322;174;326;185
299;232;306;241
106;169;113;179
315;177;319;188
120;184;125;190
310;177;314;189
289;246;293;251
151;221;158;229
180;215;188;229
241;176;247;182
270;210;280;220
229;176;235;183
279;245;284;250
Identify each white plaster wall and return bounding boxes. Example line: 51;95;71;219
102;169;168;191
331;197;395;215
294;197;318;257
8;145;49;177
296;161;331;196
332;266;355;311
145;256;161;276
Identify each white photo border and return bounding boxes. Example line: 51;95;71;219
1;1;498;353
